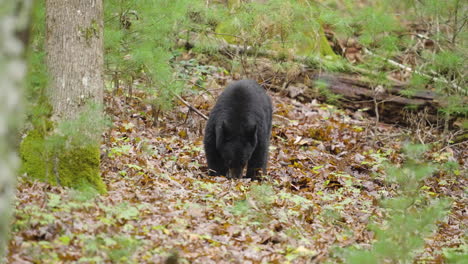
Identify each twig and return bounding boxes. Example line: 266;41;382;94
171;91;208;120
439;139;468;153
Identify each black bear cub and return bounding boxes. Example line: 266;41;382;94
204;80;273;179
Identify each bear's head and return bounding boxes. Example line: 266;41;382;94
216;121;257;178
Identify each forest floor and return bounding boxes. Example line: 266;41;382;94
9;69;467;263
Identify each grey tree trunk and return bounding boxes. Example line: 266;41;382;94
0;0;33;258
46;0;104;120
41;0;106;193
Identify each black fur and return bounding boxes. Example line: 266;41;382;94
204;80;272;179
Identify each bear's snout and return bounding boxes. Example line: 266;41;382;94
227;166;246;179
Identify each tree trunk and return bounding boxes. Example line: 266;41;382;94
33;0;106;193
46;0;104;120
0;0;32;258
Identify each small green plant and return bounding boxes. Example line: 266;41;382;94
314;80;343;104
231;184;314;227
335;145;450;263
442;244;468;264
83;235;140;263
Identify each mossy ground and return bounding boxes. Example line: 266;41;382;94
19;129;107;194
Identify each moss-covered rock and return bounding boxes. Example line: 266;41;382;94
20;129;107;194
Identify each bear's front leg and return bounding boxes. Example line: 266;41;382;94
246;144;268;180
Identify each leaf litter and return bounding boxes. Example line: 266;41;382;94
9;75;467;263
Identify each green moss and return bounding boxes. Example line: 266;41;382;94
20;129;50;183
57;145;106;194
20;129;107;194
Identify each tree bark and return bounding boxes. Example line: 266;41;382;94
46;0;104;120
40;0;106;193
0;0;32;258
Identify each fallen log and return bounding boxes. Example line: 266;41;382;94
257;66;465;127
179;37;466;127
309;73;441;125
255;67;446;126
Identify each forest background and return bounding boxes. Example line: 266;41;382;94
1;0;467;263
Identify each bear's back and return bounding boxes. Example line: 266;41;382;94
215;80;271;116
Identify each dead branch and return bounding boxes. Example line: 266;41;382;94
171;91;208;120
